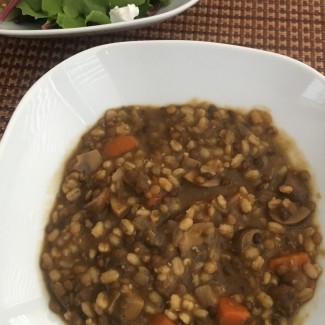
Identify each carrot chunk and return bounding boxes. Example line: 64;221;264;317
217;297;250;325
268;251;310;272
103;135;139;158
148;314;176;325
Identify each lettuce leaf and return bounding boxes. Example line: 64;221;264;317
86;10;111;25
110;0;145;6
138;0;152;17
42;0;63;16
57;13;85;28
16;0;47;19
15;0;168;28
25;0;42;12
62;0;86;18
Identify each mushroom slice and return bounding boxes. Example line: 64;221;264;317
84;187;109;213
195;284;217;308
183;170;220;188
269;205;311;225
181;156;201;169
110;196;129;218
233;228;263;253
73;149;102;175
120;293;144;322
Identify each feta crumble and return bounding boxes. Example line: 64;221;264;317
109;4;140;23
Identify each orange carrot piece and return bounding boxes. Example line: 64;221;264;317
217;297;250;325
103;135;139;158
148;314;176;325
269;252;310;272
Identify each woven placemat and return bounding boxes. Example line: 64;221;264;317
0;0;325;139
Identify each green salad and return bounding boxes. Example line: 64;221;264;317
1;0;170;29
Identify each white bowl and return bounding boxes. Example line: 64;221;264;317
0;0;198;37
0;40;324;324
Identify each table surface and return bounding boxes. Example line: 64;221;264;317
0;0;325;140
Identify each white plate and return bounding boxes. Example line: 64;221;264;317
0;0;198;37
0;40;325;324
